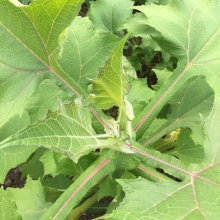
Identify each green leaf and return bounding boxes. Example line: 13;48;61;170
122;13;160;50
0;145;37;183
0;113;37;182
104;177;209;220
122;56;137;79
20;148;46;179
126;78;155;122
133;0;220;137
139;77;214;150
42;174;72;203
52;16;120;91
0;189;21;220
39;149;61;176
0;0;121;180
0;0;84;180
168;129;205;164
119;119;220;220
98;176;117;201
127;78;155;103
106;141;220;219
92;34;130;110
54;152;89;177
40;149;85;177
6;177;51;220
0;101;113;163
152;69;172;92
89;0;134;34
25;79;72;123
0;0;83;126
202;96;220;161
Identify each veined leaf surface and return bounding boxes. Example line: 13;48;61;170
0;101;114;162
0;189;21;220
92;34;130;110
6;177;51;220
0;0;83;126
0;0;120;179
52;16;120;91
89;0;133;34
139;77;214;148
133;0;220;137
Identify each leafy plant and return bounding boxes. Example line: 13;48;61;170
1;0;220;219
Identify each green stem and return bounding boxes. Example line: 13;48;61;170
67;192;98;220
133;63;189;139
41;157;111;220
133;164;172;182
41;153;138;220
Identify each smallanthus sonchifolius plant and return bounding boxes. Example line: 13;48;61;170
0;0;220;219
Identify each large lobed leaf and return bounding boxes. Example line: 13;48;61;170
104;175;220;220
0;0;83;126
0;0;121;180
133;0;220;137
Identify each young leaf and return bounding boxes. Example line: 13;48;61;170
98;176;118;201
42;174;72;203
21;148;46;179
92;34;130;110
127;78;155;103
152;69;172;92
122;13;160;50
39;149;59;176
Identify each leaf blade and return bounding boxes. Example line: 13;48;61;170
0;101;113;162
92;34;130;110
133;0;220;138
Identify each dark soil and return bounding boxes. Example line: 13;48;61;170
78;3;89;17
79;196;113;220
0;167;26;190
78;211;105;220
